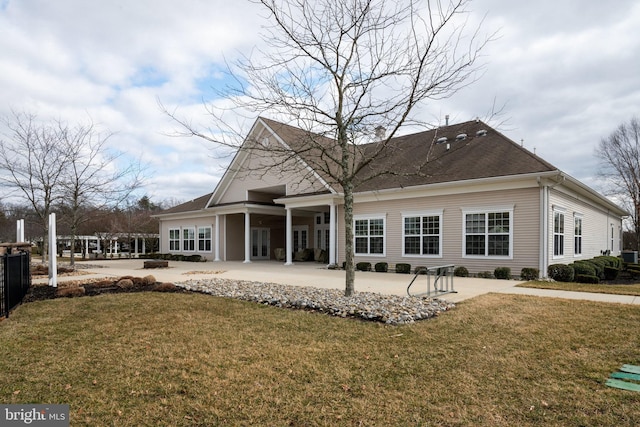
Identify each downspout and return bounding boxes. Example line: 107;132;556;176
539;172;565;278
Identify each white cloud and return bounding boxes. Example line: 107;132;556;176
0;0;638;205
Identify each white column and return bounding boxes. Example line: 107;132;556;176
48;213;57;288
97;237;101;254
329;204;337;266
16;219;24;242
142;238;146;255
285;208;293;265
214;215;221;261
244;212;251;263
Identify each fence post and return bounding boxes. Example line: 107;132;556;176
49;213;57;288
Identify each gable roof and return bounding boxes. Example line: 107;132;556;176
156;117;626;217
157;192;212;216
354;120;557;192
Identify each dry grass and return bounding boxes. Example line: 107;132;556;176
519;280;640;296
1;292;639;426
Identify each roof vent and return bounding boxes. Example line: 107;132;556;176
476;129;487;137
436;136;448;144
456;133;467;141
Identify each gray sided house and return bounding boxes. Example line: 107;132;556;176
154;117;627;277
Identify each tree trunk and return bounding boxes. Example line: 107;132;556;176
343;181;355;297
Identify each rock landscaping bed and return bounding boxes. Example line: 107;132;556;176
23;275;184;303
22;267;455;325
179;278;455;325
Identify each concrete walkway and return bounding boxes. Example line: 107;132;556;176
35;259;640;305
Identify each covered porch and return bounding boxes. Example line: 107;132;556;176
211;193;340;266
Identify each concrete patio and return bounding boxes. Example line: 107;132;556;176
33;259;640;305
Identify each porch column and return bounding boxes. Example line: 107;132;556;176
285;208;293;265
329;203;337;266
214;215;221;261
134;237;139;258
142;238;146;255
244;211;251;263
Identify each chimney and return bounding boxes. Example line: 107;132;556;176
375;126;386;141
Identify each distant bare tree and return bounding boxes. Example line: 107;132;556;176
166;0;492;295
0;111;145;265
596;117;640;250
0;112;71;262
58;120;144;266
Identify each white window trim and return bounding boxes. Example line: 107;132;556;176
198;226;213;253
401;210;443;258
169;228;181;252
573;213;583;257
354;214;386;257
461;207;514;260
553;208;565;259
182;227;196;252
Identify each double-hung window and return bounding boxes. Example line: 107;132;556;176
403;211;442;257
169;229;180;251
463;208;513;258
553;210;565;257
198;226;212;252
354;216;385;256
183;227;195;252
574;215;582;256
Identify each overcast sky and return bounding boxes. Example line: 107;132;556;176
1;0;638;206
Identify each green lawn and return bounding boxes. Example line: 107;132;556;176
1;292;639;426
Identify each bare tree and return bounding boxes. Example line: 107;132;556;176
596;117;640;250
167;0;492;295
58;121;144;266
0;111;71;262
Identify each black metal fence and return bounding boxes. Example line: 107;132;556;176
0;250;31;318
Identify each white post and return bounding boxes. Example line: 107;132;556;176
285;208;293;265
48;213;57;288
214;216;221;261
16;219;24;242
243;212;251;263
134;237;139;258
329;204;337;266
142;238;146;255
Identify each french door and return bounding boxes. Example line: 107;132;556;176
251;227;270;260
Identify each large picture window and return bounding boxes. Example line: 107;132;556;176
198;226;212;252
169;228;180;251
183;227;195;252
354;216;385;256
403;212;442;257
463;208;512;258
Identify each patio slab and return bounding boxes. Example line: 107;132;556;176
31;259;640;305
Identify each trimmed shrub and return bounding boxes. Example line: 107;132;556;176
395;263;411;274
414;266;428;275
454;266;469;277
494;267;511;280
116;279;134;289
356;262;372;272
374;262;388;273
596;255;622;269
143;275;157;285
547;264;574;282
56;287;86;298
604;266;620;280
575;274;600;284
520;267;539;281
477;271;493;279
153;283;178;292
572;262;596;278
585;259;605;279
